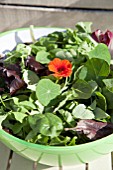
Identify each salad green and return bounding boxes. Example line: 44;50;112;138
1;22;113;146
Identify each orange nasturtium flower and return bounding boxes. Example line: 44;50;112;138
48;58;72;78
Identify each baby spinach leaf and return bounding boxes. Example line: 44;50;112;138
30;44;46;55
72;104;94;119
79;58;110;81
103;78;113;89
95;91;107;111
23;69;39;90
23;70;39;85
76;22;92;33
19;101;36;110
12;122;23;134
103;87;113;109
36;79;60;106
88;100;97;111
58;109;75;125
16;44;31;56
72;79;94;99
88;44;111;65
0;115;7;129
36;50;50;64
12;112;27;123
94;107;109;120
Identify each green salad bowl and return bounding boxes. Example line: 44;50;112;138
0;27;113;166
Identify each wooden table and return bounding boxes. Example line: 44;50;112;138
0;0;113;32
0;0;113;169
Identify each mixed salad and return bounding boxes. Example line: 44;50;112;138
0;22;113;146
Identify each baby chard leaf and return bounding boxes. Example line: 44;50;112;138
36;79;60;106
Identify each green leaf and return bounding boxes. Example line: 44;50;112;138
88;80;98;92
23;70;39;85
88;100;97;110
103;87;113;109
95;91;107;111
43;113;63;138
36;134;49;145
0;115;7;129
23;70;39;91
72;104;95;119
36;50;50;64
94;107;109;120
25;130;37;140
103;78;113;89
58;109;75;125
50;136;70;146
76;22;92;33
28;114;46;132
16;44;31;56
79;58;110;81
12;123;23;134
68;136;77;146
30;44;46;55
88;44;111;65
72;79;94;99
12;112;27;123
55;50;73;61
29;113;63;138
19;101;36;110
36;79;60;106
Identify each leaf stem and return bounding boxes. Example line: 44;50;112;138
0;95;6;107
30;25;36;43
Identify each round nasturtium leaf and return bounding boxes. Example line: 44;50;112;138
28;113;63;138
36;79;61;106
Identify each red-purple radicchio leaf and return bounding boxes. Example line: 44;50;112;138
4;69;20;79
10;78;25;95
65;120;113;140
92;29;113;56
6;64;21;76
4;69;25;95
25;56;50;76
26;56;45;74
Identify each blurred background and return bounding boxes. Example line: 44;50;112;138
0;0;113;32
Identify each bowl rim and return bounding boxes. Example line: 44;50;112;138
0;26;65;38
0;129;113;151
0;27;113;152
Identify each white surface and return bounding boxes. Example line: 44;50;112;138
0;28;64;54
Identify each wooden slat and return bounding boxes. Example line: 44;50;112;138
0;142;11;170
0;5;113;33
88;153;112;170
1;0;113;9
